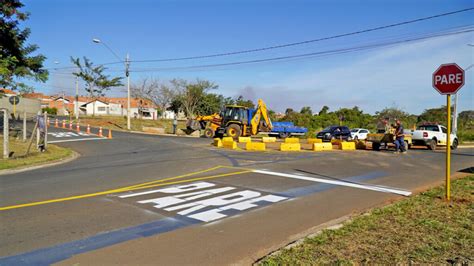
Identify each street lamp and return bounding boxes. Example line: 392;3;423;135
92;38;131;130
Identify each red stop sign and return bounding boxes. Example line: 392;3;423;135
432;63;465;95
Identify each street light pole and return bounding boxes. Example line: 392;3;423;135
126;53;131;130
75;75;79;120
92;38;131;130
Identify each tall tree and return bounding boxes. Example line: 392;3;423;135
171;78;218;117
71;56;123;116
131;77;176;118
0;0;48;93
234;95;255;109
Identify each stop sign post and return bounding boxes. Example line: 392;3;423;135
432;63;465;201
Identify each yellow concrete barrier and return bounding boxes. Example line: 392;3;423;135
280;143;301;151
222;137;233;142
313;142;333;151
238;137;251;143
246;142;266;151
340;141;356;150
262;137;276;143
213;138;222;148
284;138;300;143
307;138;322;144
222;140;237;149
331;139;343;144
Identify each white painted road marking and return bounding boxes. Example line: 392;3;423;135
48;132;93;138
252;170;412;196
120;182;288;222
48;137;107;143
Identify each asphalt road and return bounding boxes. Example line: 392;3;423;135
0;126;472;265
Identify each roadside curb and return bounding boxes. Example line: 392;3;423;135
458;145;474;148
0;150;80;176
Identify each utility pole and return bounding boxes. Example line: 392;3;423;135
75;76;79;120
126;53;131;130
2;109;9;159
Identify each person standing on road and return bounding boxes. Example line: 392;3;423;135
173;116;178;135
393;119;407;154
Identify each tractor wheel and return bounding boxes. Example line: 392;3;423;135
372;142;380;151
226;124;241;139
204;128;215;138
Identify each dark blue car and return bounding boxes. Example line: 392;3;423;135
316;125;352;142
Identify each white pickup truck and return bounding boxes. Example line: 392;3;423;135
411;124;458;150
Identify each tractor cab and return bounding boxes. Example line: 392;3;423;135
220;105;249;126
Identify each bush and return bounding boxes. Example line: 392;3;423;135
42;107;58;115
457;130;474;143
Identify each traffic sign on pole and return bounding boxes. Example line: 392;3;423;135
432;63;465;201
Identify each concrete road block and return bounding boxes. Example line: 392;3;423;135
213;138;222;148
331;139;343;144
340;142;356;150
222;137;234;142
238;137;251;143
280;143;301;151
223;140;237;149
262;137;276;143
285;138;300;143
307;138;322;144
313;142;333;151
246;142;266;151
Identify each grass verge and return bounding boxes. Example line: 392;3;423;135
67;116;187;134
0;138;73;170
259;175;473;265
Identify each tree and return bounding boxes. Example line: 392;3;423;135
0;0;48;93
234;95;255;109
300;106;312;115
318;106;329;116
171;78;218;117
285;108;294;116
71;56;123;116
131;77;176;118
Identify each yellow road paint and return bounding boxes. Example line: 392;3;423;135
246;142;266;151
0;166;248;211
280;143;301;151
284;138;300;143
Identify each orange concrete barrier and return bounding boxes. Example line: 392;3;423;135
86;124;91;134
98;127;103;137
108;129;113;139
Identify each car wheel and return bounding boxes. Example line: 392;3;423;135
451;139;458;150
279;132;290;138
404;140;409;150
354;136;359;141
428;139;437;151
226;124;241;139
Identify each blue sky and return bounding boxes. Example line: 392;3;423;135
23;0;473;114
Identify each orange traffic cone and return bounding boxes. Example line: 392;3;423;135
55;119;59;128
76;123;80;132
107;129;112;139
98;127;103;137
86;124;91;134
69;122;73;130
62;120;66;128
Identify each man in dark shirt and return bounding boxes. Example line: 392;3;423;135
393;119;407;153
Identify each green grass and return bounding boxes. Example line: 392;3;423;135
70;116;187;134
0;138;73;170
260;175;474;265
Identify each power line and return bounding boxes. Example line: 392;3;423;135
128;27;474;72
129;7;474;63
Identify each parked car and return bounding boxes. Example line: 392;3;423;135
350;128;370;140
411;124;458;150
316;125;352;142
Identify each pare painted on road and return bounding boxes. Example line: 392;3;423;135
119;182;288;222
48;132;92;138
